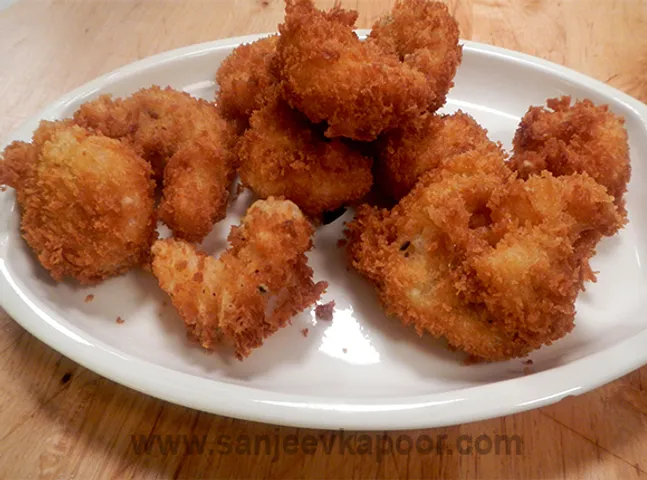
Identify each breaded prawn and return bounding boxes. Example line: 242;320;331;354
375;111;502;200
368;0;462;112
509;96;631;216
151;198;327;359
347;152;514;360
215;35;279;132
347;151;623;361
458;172;623;355
75;86;237;242
0;122;157;284
276;0;431;141
237;96;373;217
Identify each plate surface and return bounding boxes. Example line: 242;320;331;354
2;32;647;430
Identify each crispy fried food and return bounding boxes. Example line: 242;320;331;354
0;122;156;284
368;0;462;113
509;96;631;216
347;148;623;360
458;172;623;355
375;111;502;200
74;86;237;242
151;198;327;359
347;152;512;359
215;35;279;132
276;0;432;141
237;96;373;217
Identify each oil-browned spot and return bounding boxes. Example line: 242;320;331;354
176;260;188;271
61;372;72;384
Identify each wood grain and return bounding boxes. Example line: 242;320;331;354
1;0;647;478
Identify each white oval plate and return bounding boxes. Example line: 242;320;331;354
2;32;647;430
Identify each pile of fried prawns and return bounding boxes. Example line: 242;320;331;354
0;0;631;362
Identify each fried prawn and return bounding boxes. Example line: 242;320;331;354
375;111;502;200
509;96;631;216
368;0;462;112
276;0;431;141
215;35;279;132
0;122;157;284
151;198;327;358
75;86;237;242
237;96;373;217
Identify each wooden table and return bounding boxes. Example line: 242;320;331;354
1;0;647;478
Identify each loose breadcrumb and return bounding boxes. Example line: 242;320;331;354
116;316;125;324
315;301;335;321
301;328;309;337
84;294;95;303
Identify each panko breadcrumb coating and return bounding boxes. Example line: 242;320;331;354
276;0;432;141
0;122;157;284
346;149;623;361
375;111;502;200
74;86;237;242
215;35;279;132
151;198;327;359
237;96;373;217
368;0;462;112
458;172;623;354
510;96;631;217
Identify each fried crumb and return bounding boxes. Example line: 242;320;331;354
301;328;309;337
337;238;347;248
523;366;533;375
315;301;335;321
84;294;94;303
116;316;125;324
342;348;347;353
522;359;533;365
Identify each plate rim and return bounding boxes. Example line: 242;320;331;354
2;32;647;430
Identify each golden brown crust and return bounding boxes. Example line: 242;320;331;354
215;35;279;131
74;86;237;242
0;122;157;284
237;96;373;216
347;150;623;361
151;198;327;359
157;140;233;243
276;0;432;141
368;0;463;112
509;96;631;217
461;172;623;353
375;111;502;200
